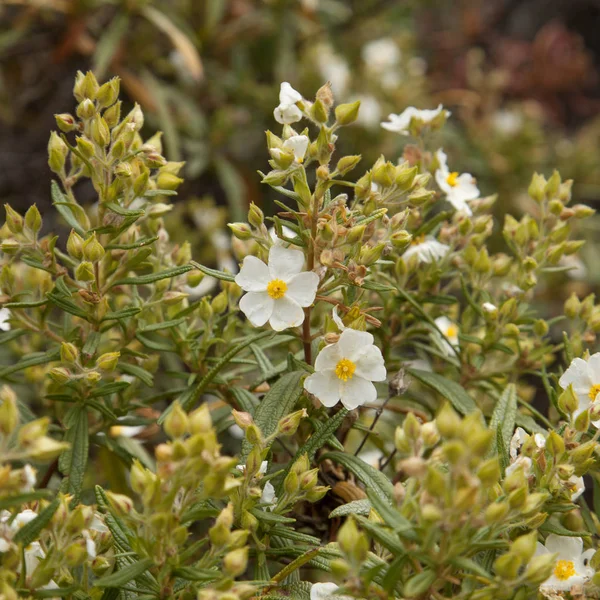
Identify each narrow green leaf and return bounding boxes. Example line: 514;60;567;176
119;363;154;387
539;520;589;537
403;569;436;597
101;308;141;322
93;12;129;77
251;344;275;378
95;558;155;588
488;384;517;458
450;557;492;580
249;508;296;525
171;567;219;582
51;181;85;236
329;499;372;519
104;203;144;217
355;516;406;555
111;265;194;287
106;236;159;251
0;490;53;511
407;368;477;414
139;318;186;332
230;387;259;412
320;452;394;503
242;371;304;457
3;299;47;309
0;348;60;378
190;260;235;282
14;498;60;546
59;406;89;504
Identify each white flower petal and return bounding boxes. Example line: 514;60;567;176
587;352;600;378
559;358;592;390
568;475;585;501
279;82;302;105
261;481;277;507
304;371;341;407
341;376;377;409
235;256;270;292
355;345;386;382
283;135;309;162
310;582;340;600
337;328;374;362
332;306;346;331
239;292;274;327
274;104;302;125
268;245;305;281
285;272;319;307
314;343;342;371
269;296;304;331
545;534;583;559
0;308;10;332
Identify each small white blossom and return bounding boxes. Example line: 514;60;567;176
559;353;600;428
283;135;309;163
109;424;145;438
261;481;277;509
304;326;386;410
237;460;268;476
310;582;352;600
20;465;37;492
274;82;303;124
362;38;401;71
568;475;585;502
536;535;594;592
0;308;10;332
433;316;459;356
505;455;532;477
435;149;480;216
402;235;449;264
235;245;319;331
381;104;448;135
482;302;498;315
509;426;545;460
492;109;523;136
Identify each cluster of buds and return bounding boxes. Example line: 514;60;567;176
0;203;42;256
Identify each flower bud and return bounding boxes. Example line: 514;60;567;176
24;205;42;235
391;230;412;249
336;155;361;175
223;547;248;577
96;77;120;108
435;403;461;439
310;98;328;123
1;239;19;254
91;115;110;147
82;233;105;262
76;136;95;159
277;408;308;436
546;430;565;457
573;204;595;218
335;100;360;126
96;352;120;371
104;101;121;129
76;98;96;120
105;491;134;514
557;385;578;415
525;554;555;586
485;501;509;524
528;172;546;202
494;553;522;580
574;408;591;432
247;203;264;229
55;113;76;132
164;401;189;439
4;204;23;234
157;172;183;191
228;223;253;240
305;485;329;502
512;531;537;563
133;171;149;196
48;367;71;384
28;437;70;461
0;385;18;435
60;342;79;364
48;132;68;173
75;261;95;282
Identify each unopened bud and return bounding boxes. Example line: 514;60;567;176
223;547;248;578
228;223;253;240
96;77;120;108
48;132;68;173
83;233;105;262
277;408;308;436
335;100;360;126
96;352;120;371
164;401;189;439
60;342;79;364
24;205;42;235
55;113;76;132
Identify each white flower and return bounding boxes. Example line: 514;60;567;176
381;104;448;135
505;455;532;477
109;424;145;438
237;460;268;476
509;426;545;460
0;308;10;332
235;245;319;331
568;475;585;502
433;316;459;356
82;530;97;559
283;135;309;163
20;465;37;492
362;38;401;72
402;235;449;264
304;327;386;410
355;95;382;129
310;582;352;600
261;481;277;509
434;149;480;216
482;302;498;315
274;82;303;125
0;538;9;553
559;353;600;428
536;534;594;592
11;509;38;532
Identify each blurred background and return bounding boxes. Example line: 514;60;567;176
2;0;600;283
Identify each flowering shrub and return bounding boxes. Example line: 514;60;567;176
1;71;600;600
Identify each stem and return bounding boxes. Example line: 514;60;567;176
303;191;321;365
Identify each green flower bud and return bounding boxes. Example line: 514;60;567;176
189;404;212;434
55;113;76;132
248;203;264;229
391;230;412;249
24;205;42;235
494;552;522;580
546;430;565;457
305;485;329;502
96;77;120;108
75;136;95;159
75;261;95;281
228;222;253;240
512;531;537;563
262;169;289;186
485;501;509;524
284;469;299;496
164;401;189;439
133;171;149;196
524;553;555;586
67;230;84;259
372;160;395;187
223;547;248;578
574;408;591;432
0;385;19;435
105;491;134;514
335;100;361;126
83;233;105;262
558;385;578;415
211;290;228;314
104;100;121;129
528;173;546;202
156;172;183;191
277;408;308;436
48;366;71;384
64;541;87;567
310;98;328;123
60;342;79;364
545;170;561;197
572;204;595;218
403;412;421;440
435;403;461;439
91;115;110;147
408;188;435;205
358;243;385;266
336;155;362;175
96;352;120;371
477;458;501;487
76;98;96;120
4;204;23;234
48;131;68;173
27;437;71;461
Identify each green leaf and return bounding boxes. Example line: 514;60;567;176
47;292;89;319
93;12;129;77
119;363;154;387
488;384;517;458
160;330;272;424
230;387;259;412
0;348;60;378
106;236;159;251
111;265;194;287
249;508;296;525
242;371;304;457
59;406;89;504
355;516;406;555
319;451;394;503
539;519;590;537
14;497;60;546
95;558;155;588
407;368;477;415
51;181;85;236
251;344;275;378
402;568;436;597
450;557;493;580
0;490;53;511
171;567;219;582
3;299;47;309
360;280;395;293
329;499;372;519
190;260;235;282
515;413;547;435
139;318;186;332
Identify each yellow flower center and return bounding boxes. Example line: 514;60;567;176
553;559;576;581
588;384;600;401
267;279;287;299
335;358;356;382
446;171;459;187
446;325;458;338
411;233;426;246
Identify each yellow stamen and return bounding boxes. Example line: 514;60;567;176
109;425;123;437
446;171;459;187
589;384;600;401
553;559;576;581
267;279;287;299
446;325;458;338
335;358;356;382
411;233;426;246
